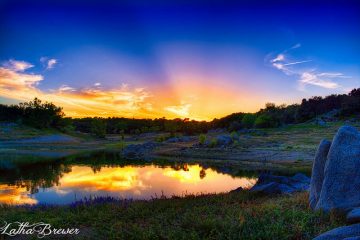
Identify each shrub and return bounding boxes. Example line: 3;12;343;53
199;134;206;145
254;114;277;128
209;138;218;148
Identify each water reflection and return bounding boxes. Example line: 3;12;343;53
0;152;257;205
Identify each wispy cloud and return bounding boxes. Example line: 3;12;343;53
5;59;34;72
299;71;339;89
40;57;57;69
290;43;301;50
271;54;285;63
283;60;312;66
164;102;191;117
268;44;349;90
58;85;76;92
0;60;43;90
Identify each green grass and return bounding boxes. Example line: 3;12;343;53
0;192;345;240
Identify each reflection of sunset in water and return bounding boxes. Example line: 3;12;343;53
0;184;37;205
57;166;148;191
0;164;257;205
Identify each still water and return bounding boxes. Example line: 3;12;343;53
0;152;257;205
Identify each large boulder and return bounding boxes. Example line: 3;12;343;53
316;126;360;212
309;139;331;209
313;224;360;240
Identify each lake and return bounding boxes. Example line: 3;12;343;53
0;151;257;205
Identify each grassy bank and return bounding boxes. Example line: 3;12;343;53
0;191;345;239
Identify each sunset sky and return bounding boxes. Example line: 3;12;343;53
0;0;359;120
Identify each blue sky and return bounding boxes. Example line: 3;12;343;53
0;0;359;119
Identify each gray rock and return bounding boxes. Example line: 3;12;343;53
250;173;310;194
251;182;296;194
347;208;360;224
313;224;360;240
316;126;360;212
309;139;331;209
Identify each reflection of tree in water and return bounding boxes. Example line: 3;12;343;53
200;168;206;179
2;163;72;194
0;150;257;194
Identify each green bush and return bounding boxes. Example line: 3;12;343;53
199;134;207;145
209;138;218;148
254;114;277;128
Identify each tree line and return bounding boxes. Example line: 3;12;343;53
0;89;359;137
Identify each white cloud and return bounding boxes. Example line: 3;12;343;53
58;85;76;92
268;44;348;90
47;59;57;69
299;72;339;89
5;60;34;72
94;82;101;86
40;57;57;69
271;54;285;63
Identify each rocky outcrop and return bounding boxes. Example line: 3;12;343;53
122;142;160;160
309;139;331;209
315;126;360;212
250;173;310;194
313;224;360;240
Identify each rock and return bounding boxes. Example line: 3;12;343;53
216;135;233;146
316;126;360;212
309;139;331;209
313;224;360;240
122;141;160;159
251;182;296;194
347;208;360;224
250;173;310;195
